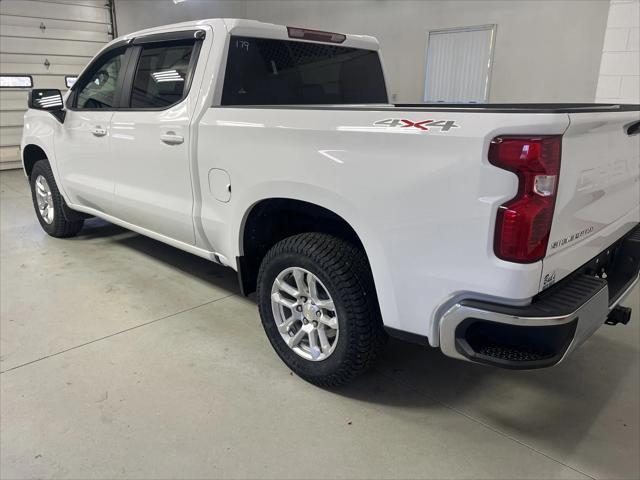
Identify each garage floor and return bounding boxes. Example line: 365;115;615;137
1;169;638;480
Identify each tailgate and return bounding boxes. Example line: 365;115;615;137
541;110;640;290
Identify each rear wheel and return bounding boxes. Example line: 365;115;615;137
29;160;84;237
257;233;386;387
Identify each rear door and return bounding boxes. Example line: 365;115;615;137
109;32;205;244
542;109;640;288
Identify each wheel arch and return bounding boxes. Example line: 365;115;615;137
22;141;86;223
237;198;369;296
235;194;402;331
22;144;49;178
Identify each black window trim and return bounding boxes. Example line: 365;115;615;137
132;29;205;45
66;30;205;112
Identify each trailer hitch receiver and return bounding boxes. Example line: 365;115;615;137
605;306;632;326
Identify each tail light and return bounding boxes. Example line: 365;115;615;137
489;135;562;263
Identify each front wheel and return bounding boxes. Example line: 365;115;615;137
257;233;387;387
29;160;84;238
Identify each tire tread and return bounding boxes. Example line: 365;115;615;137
257;233;387;387
30;160;84;238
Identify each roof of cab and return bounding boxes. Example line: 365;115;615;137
116;18;380;51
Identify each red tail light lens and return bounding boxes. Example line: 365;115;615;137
489;136;562;263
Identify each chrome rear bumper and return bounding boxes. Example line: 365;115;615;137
439;224;639;369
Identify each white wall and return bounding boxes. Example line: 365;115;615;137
595;0;639;103
245;0;610;103
113;0;612;104
113;0;246;36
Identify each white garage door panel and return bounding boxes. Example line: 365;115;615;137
0;90;27;169
0;15;111;33
1;127;23;147
0;37;104;57
0;1;110;24
0;91;29;118
1;91;29;104
0;0;113;167
0;146;21;168
1;53;94;66
1;99;28;111
1;25;111;43
37;0;109;8
2;63;84;76
1;111;25;127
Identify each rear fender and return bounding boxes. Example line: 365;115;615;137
232;181;402;331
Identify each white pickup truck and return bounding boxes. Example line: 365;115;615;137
21;19;640;386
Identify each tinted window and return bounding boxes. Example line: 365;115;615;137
221;36;387;105
130;42;195;108
76;51;126;109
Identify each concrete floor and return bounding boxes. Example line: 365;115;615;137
0;169;638;480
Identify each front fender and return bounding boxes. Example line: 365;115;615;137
21;111;71;200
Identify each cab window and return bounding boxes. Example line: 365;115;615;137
221;36;388;105
129;41;196;109
75;50;126;109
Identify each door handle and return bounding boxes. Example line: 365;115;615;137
91;126;107;137
160;132;184;145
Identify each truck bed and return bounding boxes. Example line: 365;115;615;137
395;103;640;113
220;103;640;113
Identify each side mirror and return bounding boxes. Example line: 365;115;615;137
28;89;66;123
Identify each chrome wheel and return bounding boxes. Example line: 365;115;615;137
34;175;54;224
271;267;339;361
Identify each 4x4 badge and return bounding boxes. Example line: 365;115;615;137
374;118;460;132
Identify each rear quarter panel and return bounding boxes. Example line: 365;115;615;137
196;107;569;343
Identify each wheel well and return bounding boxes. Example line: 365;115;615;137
22;144;48;177
238;198;367;295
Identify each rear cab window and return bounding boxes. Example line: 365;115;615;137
221;36;388;105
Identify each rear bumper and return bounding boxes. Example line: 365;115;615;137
439;224;640;369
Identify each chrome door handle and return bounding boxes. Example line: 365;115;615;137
91;127;107;137
160;132;184;145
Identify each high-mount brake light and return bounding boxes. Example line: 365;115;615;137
489;135;562;263
287;27;346;44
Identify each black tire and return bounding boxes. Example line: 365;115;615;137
29;160;84;238
257;233;387;387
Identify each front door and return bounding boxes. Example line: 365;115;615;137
55;46;129;212
109;37;202;245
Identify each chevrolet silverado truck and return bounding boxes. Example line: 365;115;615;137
21;19;640;386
